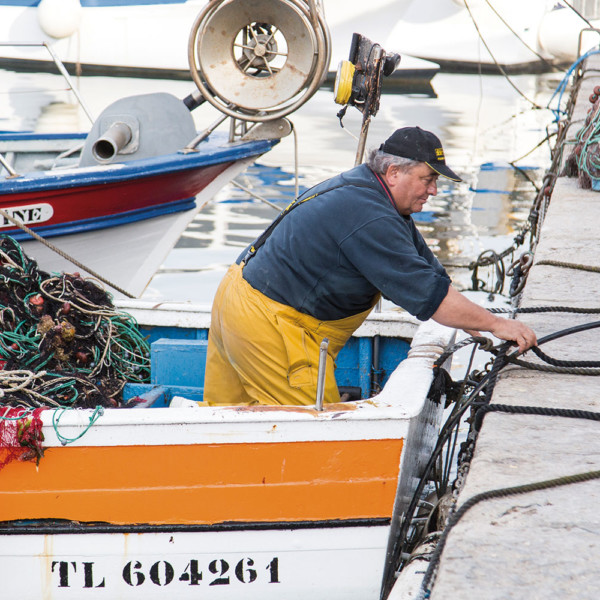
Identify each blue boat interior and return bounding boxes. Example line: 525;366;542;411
123;328;411;406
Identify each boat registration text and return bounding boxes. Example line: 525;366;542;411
0;203;53;227
50;556;281;591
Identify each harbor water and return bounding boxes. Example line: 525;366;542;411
141;72;559;307
1;68;562;320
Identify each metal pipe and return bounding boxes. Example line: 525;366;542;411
92;122;133;162
42;43;95;125
182;89;206;111
315;337;329;411
0;42;95;125
184;114;229;151
354;114;372;167
371;334;381;396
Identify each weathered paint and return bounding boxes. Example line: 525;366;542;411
0;438;403;524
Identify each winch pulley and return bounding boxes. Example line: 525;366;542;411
187;0;330;122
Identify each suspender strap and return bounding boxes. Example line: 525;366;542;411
243;181;375;264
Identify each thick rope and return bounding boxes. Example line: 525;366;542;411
491;305;600;314
474;403;600;431
0;209;135;298
419;468;600;598
530;344;600;368
536;259;600;273
506;357;600;375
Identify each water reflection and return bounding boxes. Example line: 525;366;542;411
0;67;564;304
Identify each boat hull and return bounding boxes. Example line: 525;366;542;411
0;132;275;239
0;131;276;296
2;525;389;599
0;316;455;599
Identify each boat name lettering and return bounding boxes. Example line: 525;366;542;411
50;557;280;589
0;203;54;227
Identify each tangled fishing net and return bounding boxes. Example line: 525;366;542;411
564;86;600;188
0;406;45;467
0;235;151;465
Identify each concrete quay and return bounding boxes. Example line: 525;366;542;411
429;57;600;599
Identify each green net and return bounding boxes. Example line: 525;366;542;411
0;235;150;410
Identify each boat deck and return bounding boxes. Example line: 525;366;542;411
427;55;600;599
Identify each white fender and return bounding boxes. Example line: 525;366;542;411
37;0;82;39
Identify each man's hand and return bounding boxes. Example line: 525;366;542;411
489;317;537;354
432;286;537;353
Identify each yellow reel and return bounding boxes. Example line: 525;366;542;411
334;60;355;105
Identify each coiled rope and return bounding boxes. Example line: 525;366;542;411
0;235;150;409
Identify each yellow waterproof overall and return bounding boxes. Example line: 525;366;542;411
204;263;376;406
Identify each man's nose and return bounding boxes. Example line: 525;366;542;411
428;181;438;196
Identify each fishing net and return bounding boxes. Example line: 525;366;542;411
0;235;152;466
564;89;600;189
0;234;151;464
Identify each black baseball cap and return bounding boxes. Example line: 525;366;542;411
379;126;462;182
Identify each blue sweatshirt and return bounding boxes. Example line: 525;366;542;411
239;164;451;321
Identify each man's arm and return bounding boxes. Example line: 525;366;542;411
431;285;537;352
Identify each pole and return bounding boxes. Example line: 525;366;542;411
315;338;329;410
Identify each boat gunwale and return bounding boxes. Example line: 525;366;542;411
0;133;276;192
0;516;392;535
32;319;454;447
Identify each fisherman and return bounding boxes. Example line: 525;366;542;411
204;126;537;406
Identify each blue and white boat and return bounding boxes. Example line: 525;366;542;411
0;0;331;297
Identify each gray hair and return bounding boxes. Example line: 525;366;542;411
365;148;421;175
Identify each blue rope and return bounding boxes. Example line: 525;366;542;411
547;48;600;122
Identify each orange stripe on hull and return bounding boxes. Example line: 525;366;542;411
0;439;403;525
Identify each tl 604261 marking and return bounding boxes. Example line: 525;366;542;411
50;556;281;590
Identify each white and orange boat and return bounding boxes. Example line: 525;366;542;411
0;300;455;599
0;4;453;596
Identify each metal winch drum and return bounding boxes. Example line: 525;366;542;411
188;0;331;121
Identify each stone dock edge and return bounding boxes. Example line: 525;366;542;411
429;54;600;599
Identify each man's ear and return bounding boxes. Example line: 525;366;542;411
385;165;400;185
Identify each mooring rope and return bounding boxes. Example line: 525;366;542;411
491;305;600;314
419;468;600;599
403;55;600;600
536;259;600;273
474;402;600;431
390;306;600;598
0;208;136;298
